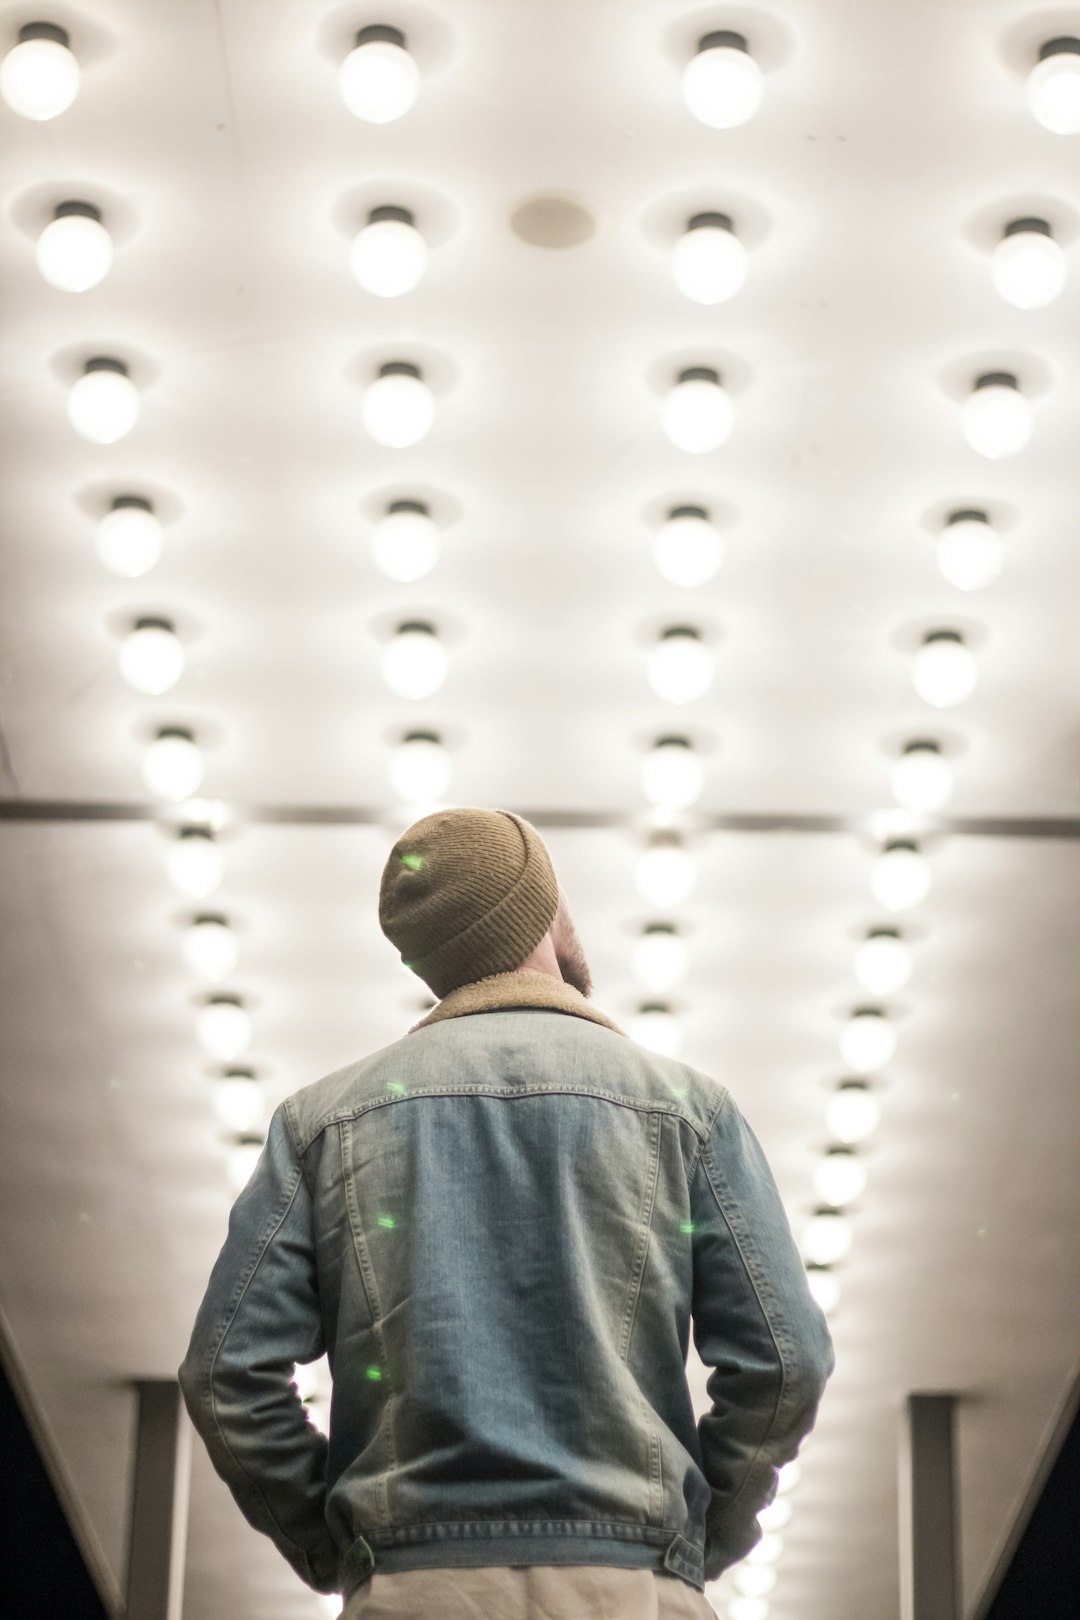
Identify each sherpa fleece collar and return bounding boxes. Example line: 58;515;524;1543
406;968;628;1039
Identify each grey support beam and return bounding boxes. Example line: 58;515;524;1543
125;1380;191;1620
899;1393;960;1620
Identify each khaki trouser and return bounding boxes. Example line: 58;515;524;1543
340;1564;717;1619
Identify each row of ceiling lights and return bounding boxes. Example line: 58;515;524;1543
7;17;1068;1618
5;17;1080;133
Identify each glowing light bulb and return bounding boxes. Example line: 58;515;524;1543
1;22;79;120
362;362;434;447
661;367;734;453
36;202;113;291
854;930;911;996
351;206;427;295
641;736;703;809
119;618;184;695
813;1149;868;1207
68;358;139;444
935;509;1004;591
197;997;251;1061
182;916;238;981
142;728;203;802
166;829;224;899
871;841;931;911
671;212;747;303
892;741;952;813
371;501;440;582
840;1008;896;1074
801;1209;853;1266
390;732;452;802
1026;37;1080;133
339;24;419;123
96;498;164;578
381;621;447;699
628;1003;682;1057
961;372;1031;459
648;628;714;704
991;218;1066;308
806;1265;841;1315
210;1071;265;1134
682;30;763;128
912;632;977;707
653;506;723;588
732;1562;777;1598
635;838;696;907
826;1081;882;1145
632;926;688;992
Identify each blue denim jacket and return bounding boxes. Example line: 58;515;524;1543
178;970;835;1599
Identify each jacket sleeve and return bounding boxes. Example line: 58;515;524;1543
177;1102;339;1593
690;1090;836;1580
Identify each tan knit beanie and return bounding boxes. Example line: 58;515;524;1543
378;806;561;999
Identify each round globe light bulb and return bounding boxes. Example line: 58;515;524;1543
629;1005;682;1058
991;226;1066;308
682;39;764;129
961;378;1032;459
166;831;224;899
96;501;164;578
653;509;723;588
182;918;239;981
351;215;427;296
381;624;447;699
339;35;419;123
119;621;184;696
37;210;113;291
372;505;440;582
197;999;252;1061
892;744;953;813
390;734;452;802
635;842;696;908
801;1210;853;1266
661;373;734;453
68;363;140;444
813;1150;868;1207
671;220;748;304
211;1074;264;1135
912;635;977;707
871;844;932;912
840;1010;897;1073
826;1084;882;1145
1026;43;1080;134
632;928;689;992
647;630;714;704
142;731;203;802
0;32;80;120
854;931;911;996
641;739;704;809
361;368;434;448
935;513;1004;592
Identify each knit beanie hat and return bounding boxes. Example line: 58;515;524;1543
378;806;561;1000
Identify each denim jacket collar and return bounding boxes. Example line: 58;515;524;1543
406;968;628;1039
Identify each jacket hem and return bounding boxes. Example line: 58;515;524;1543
340;1522;705;1597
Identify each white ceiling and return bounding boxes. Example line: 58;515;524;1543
2;2;1080;1619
